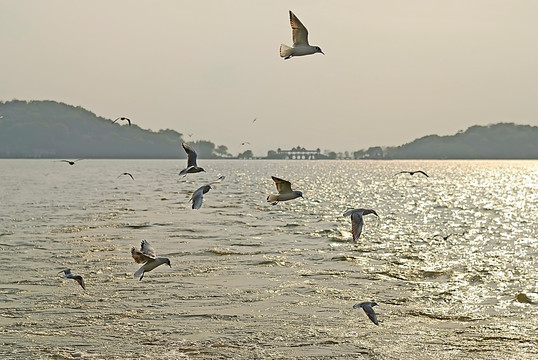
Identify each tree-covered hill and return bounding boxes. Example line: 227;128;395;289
0;100;226;159
384;123;538;159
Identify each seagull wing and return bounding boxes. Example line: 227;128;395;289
190;186;205;210
363;304;379;325
272;176;293;194
417;170;429;177
209;175;225;185
140;240;157;258
73;275;86;290
350;212;364;242
289;11;309;46
182;143;198;167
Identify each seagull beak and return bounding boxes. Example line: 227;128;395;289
320;50;325;55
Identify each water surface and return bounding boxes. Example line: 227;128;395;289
0;159;537;359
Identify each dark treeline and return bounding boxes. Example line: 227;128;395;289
0;100;229;159
1;100;537;159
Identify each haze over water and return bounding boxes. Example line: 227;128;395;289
0;159;537;359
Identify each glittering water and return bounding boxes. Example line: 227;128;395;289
0;159;537;359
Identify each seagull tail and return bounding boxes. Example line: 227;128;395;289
280;44;293;58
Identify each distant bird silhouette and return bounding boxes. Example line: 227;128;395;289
280;10;324;60
60;159;83;165
343;208;379;242
179;143;205;176
353;300;379;325
118;172;134;180
58;269;85;290
190;176;225;209
113;117;131;126
267;176;303;205
131;240;171;281
241;142;251;146
396;170;429;177
252;118;257;124
432;231;467;241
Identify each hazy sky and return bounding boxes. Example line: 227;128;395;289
2;1;538;156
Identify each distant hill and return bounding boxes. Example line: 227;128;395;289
0;100;227;159
384;123;538;159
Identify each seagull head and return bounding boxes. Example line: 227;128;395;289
315;46;324;55
295;190;304;199
166;259;172;268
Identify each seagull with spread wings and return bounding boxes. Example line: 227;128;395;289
190;176;225;210
58;269;86;290
280;10;324;60
267;176;303;205
131;240;171;281
343;208;379;242
179;143;205;176
353;300;379;325
113;117;131;126
396;170;429;177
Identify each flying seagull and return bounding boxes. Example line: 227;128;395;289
396;170;429;177
353;300;379;325
118;172;135;180
131;240;171;281
241;142;251;146
60;159;83;165
267;176;303;205
113;117;131;126
343;208;379;242
179;143;205;176
190;175;225;210
58;269;86;290
280;10;324;60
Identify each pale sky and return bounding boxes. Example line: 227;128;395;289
2;1;538;156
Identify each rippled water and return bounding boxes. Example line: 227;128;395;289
0;159;537;359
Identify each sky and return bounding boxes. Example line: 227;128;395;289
2;1;538;156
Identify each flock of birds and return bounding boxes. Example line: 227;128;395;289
57;11;433;326
58;140;431;326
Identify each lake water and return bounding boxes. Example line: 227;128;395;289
0;159;537;359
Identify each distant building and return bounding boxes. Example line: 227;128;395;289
273;146;327;160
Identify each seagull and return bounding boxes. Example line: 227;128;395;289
131;240;171;281
280;10;324;60
118;172;135;180
179;143;205;176
190;175;225;210
353;300;379;325
58;269;86;290
343;208;379;242
60;159;83;165
396;170;429;177
267;176;303;205
113;117;131;126
241;142;251;146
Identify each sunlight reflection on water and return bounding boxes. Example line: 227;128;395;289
0;159;536;359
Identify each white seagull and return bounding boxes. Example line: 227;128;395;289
179;143;205;176
58;269;86;290
190;175;225;210
267;176;303;205
343;208;379;242
280;10;324;60
353;300;379;325
131;240;171;281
